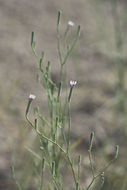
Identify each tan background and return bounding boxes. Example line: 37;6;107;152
0;0;127;189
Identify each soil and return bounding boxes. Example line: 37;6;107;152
0;0;127;189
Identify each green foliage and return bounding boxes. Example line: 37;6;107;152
12;11;119;190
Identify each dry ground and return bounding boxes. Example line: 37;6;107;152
0;0;127;189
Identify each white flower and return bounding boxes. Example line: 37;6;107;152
68;21;75;27
29;94;36;100
70;81;77;87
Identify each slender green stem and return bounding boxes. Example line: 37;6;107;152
66;155;77;187
25;114;35;129
57;18;63;65
85;146;119;190
88;149;95;178
88;132;95;179
39;157;45;190
40;130;77;188
11;166;22;190
26;111;78;188
67;102;71;153
85;177;95;190
78;155;81;188
63;26;69;49
39;132;66;154
62;25;80;66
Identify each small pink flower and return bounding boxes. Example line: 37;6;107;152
68;21;75;27
29;94;36;100
70;81;77;87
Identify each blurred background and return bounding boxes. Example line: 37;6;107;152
1;0;127;189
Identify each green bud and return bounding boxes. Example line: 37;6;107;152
57;10;62;26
